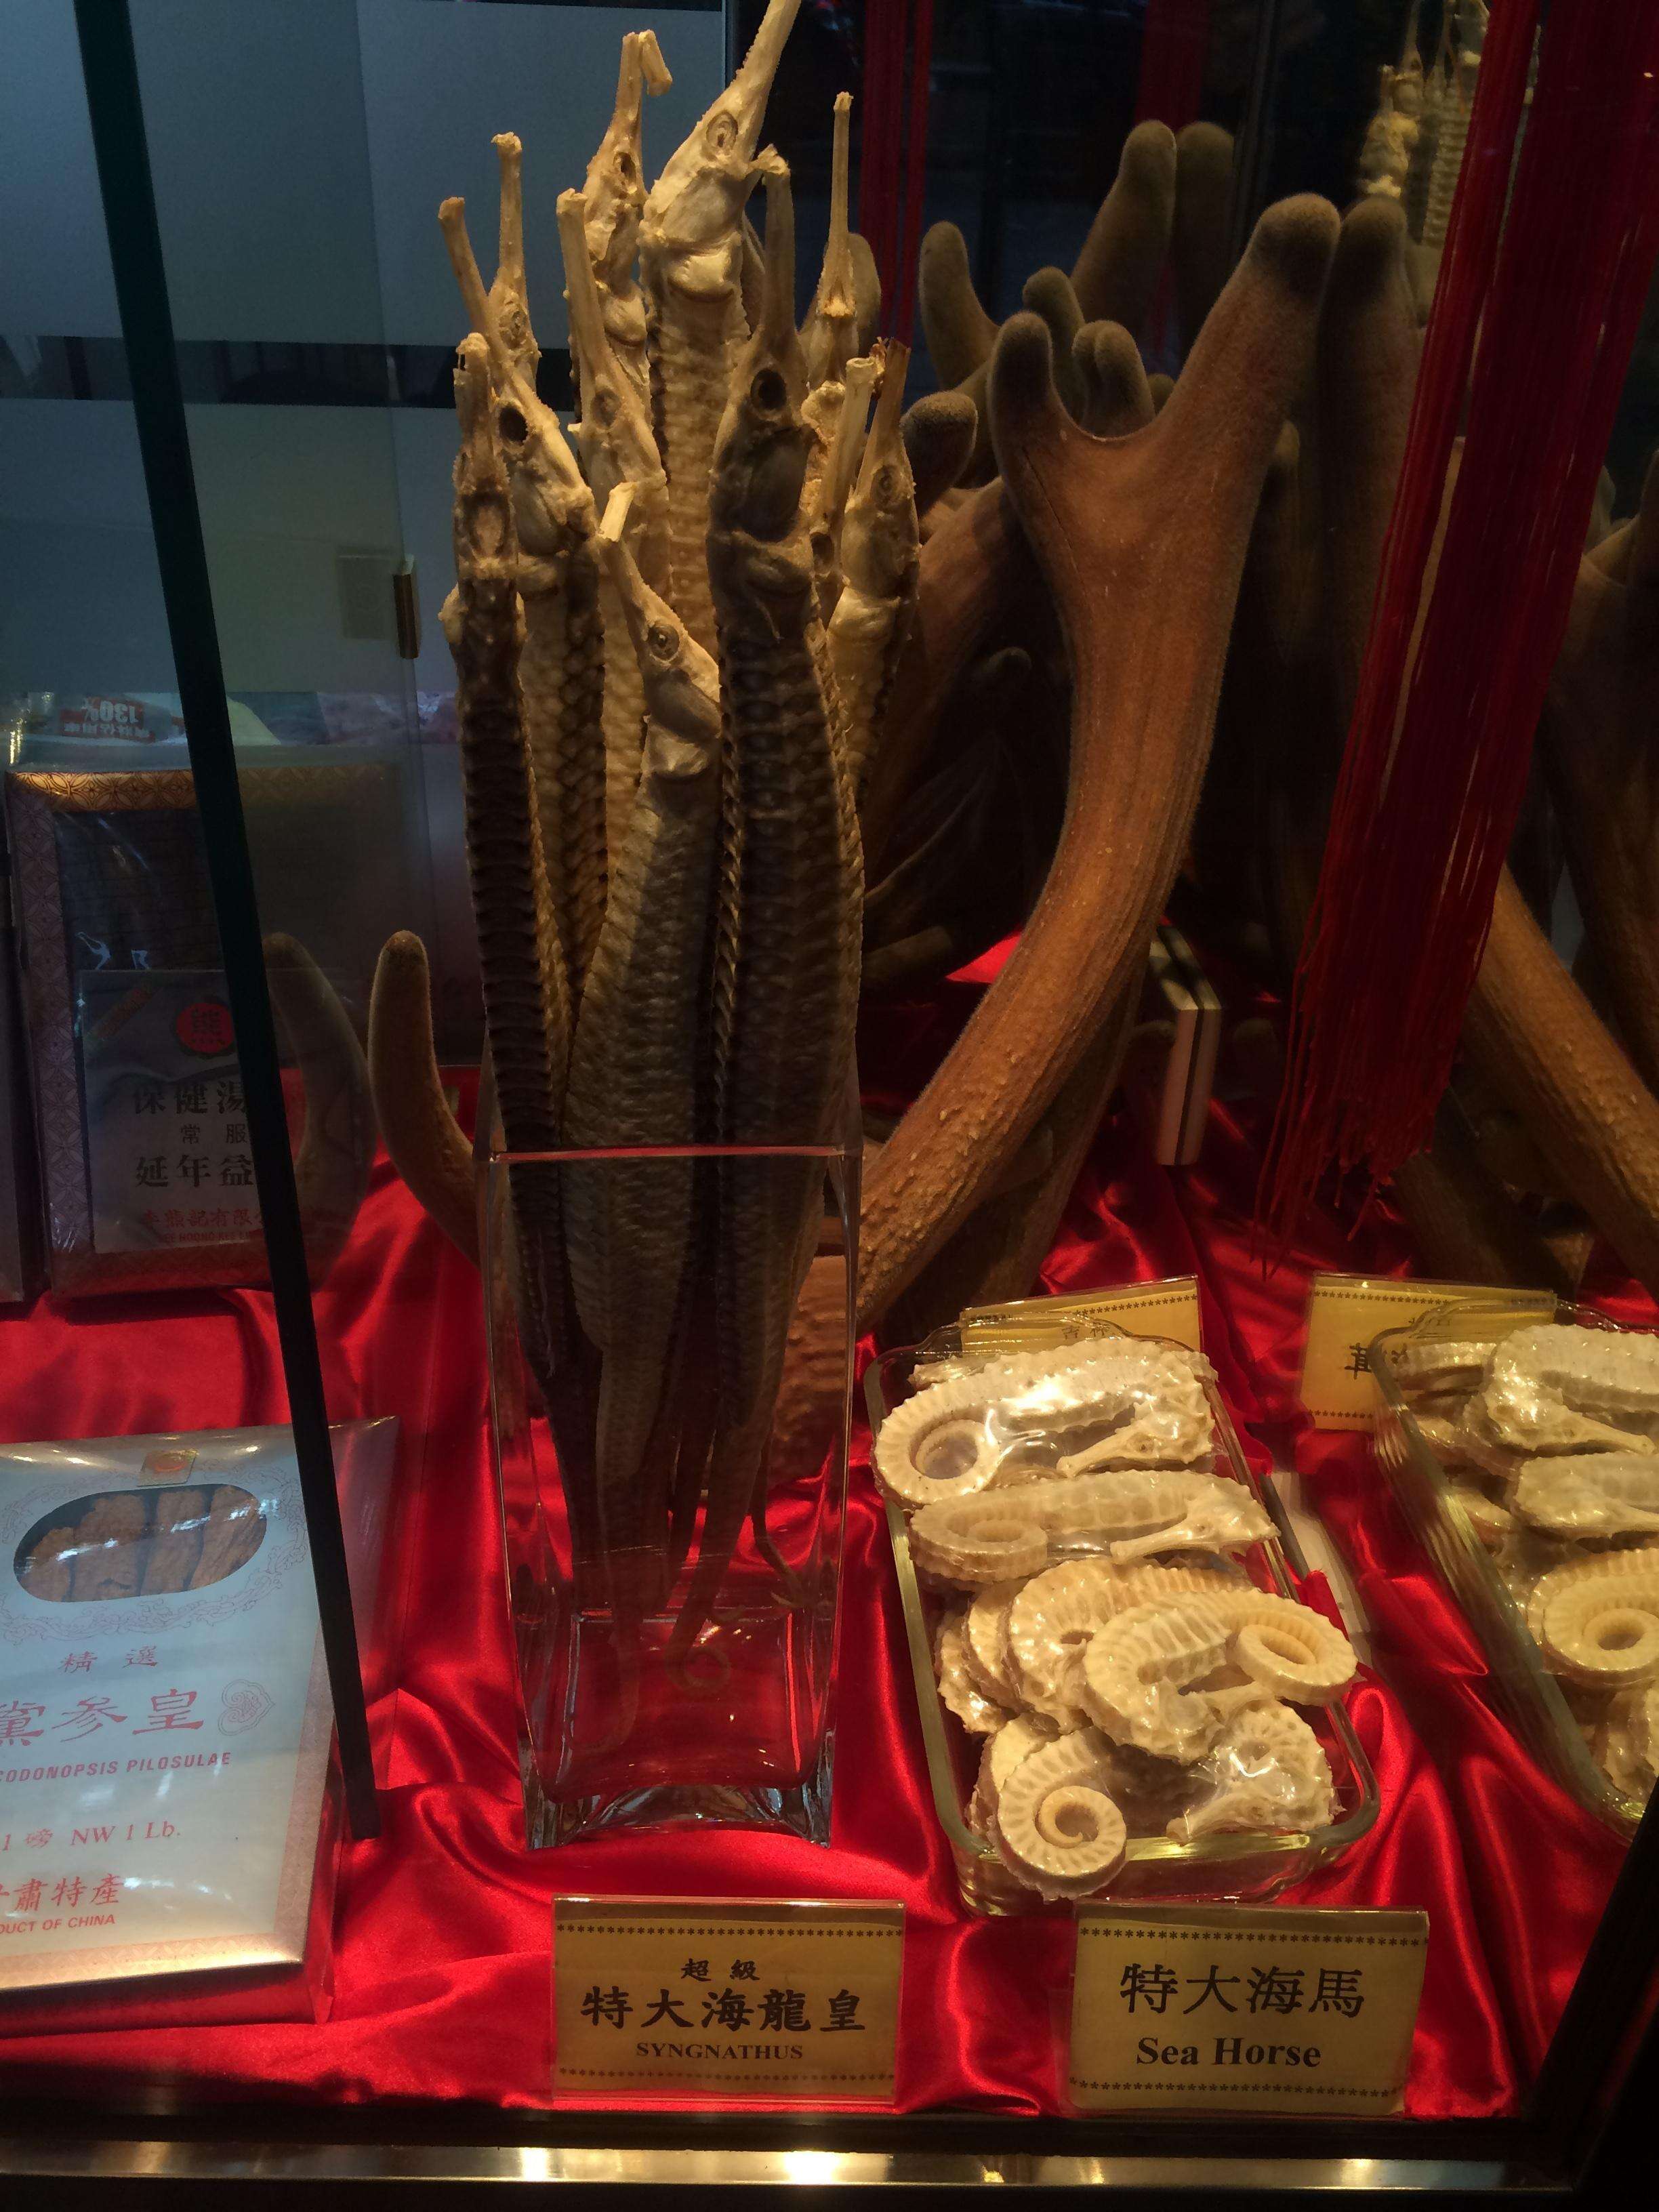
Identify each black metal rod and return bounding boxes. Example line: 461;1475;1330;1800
71;0;378;1841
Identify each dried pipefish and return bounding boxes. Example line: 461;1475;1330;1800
829;344;919;800
442;196;608;1003
444;337;574;1432
670;169;862;1664
800;91;858;523
640;0;802;657
576;30;672;416
562;487;722;1609
558;186;671;870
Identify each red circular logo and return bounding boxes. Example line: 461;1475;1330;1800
174;998;235;1057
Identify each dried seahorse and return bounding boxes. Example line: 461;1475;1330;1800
991;1729;1128;1898
641;0;802;657
935;1610;1009;1736
443;337;574;1454
669;169;862;1664
962;1577;1026;1710
1170;1703;1336;1840
558;188;671;870
830;346;919;800
1530;1551;1659;1689
873;1337;1213;1509
1079;1601;1233;1762
1511;1454;1659;1539
577;29;672;415
1471;1323;1659;1454
1007;1558;1240;1722
442;198;608;1004
561;489;723;1610
800;90;857;523
909;1469;1272;1588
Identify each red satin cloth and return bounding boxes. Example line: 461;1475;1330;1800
0;1027;1631;2116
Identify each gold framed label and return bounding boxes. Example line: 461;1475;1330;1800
962;1276;1204;1357
552;1896;902;2102
1298;1274;1555;1430
1069;1904;1428;2114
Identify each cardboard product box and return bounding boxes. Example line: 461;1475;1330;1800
0;1418;396;2031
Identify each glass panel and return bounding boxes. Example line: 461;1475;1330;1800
0;0;365;2042
7;0;1659;2180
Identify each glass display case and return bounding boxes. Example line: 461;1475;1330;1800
5;0;1659;2198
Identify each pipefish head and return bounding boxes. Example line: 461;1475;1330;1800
451;333;515;581
583;31;671;292
802;91;857;388
710;167;811;544
641;0;801;297
493;375;593;563
598;487;720;774
558;188;660;501
843;342;918;591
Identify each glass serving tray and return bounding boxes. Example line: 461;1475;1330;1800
865;1329;1380;1917
1368;1297;1646;1838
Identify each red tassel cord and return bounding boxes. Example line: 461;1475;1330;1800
1263;0;1659;1246
1134;0;1212;132
859;0;903;321
894;0;935;346
858;0;935;344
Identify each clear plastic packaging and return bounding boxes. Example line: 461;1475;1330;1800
1370;1298;1659;1835
867;1329;1379;1916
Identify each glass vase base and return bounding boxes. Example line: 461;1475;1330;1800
522;1738;834;1850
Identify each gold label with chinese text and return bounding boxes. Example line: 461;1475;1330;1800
962;1277;1204;1359
1298;1274;1555;1430
1069;1904;1427;2114
553;1897;902;2102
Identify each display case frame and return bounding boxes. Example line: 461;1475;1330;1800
12;0;1659;2194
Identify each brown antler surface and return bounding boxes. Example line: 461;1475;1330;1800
918;221;998;388
853;196;1339;1328
1071;119;1177;333
369;930;477;1265
1539;457;1659;1095
859;475;1036;871
1465;872;1659;1297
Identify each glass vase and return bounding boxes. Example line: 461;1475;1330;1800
484;1142;856;1850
